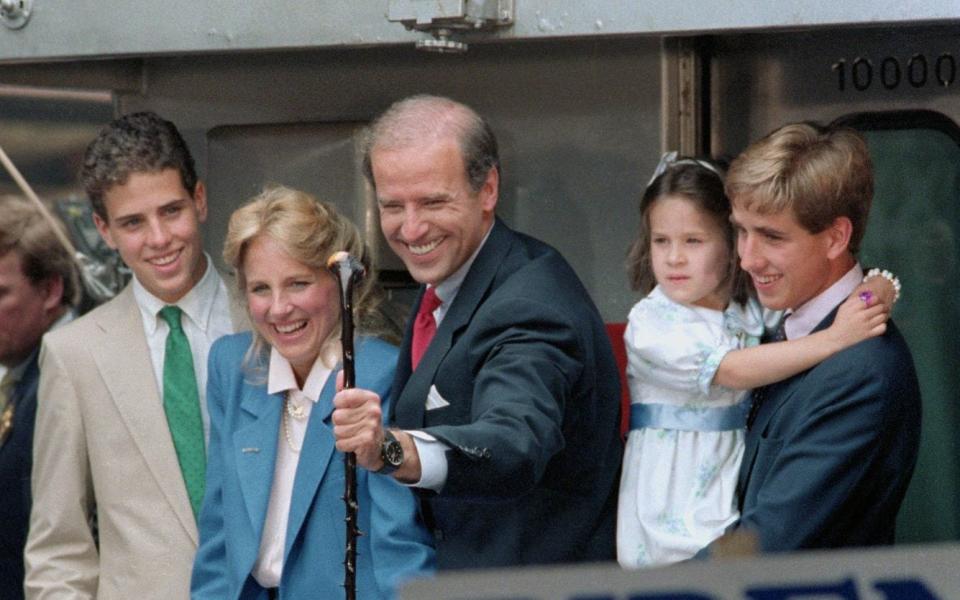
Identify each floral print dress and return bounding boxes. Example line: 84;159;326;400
617;285;766;568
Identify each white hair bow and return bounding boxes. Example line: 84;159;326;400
647;151;723;186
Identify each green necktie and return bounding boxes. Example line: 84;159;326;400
159;305;206;519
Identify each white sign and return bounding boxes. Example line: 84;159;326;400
400;543;959;599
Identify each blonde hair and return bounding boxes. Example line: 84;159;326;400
82;111;198;221
725;122;873;254
223;185;398;372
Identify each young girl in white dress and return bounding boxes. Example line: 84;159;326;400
617;154;893;568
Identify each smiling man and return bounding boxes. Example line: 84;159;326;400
710;122;921;553
332;95;622;569
25;112;247;599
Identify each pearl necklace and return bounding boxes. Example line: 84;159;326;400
286;396;307;421
282;397;302;454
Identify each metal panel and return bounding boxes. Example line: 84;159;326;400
116;38;661;322
0;60;141;91
710;25;960;156
0;84;112;197
0;1;956;63
205;121;395;272
401;542;960;599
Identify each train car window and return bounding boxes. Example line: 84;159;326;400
833;110;960;544
0;86;117;312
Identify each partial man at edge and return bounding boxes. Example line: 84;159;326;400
0;196;80;600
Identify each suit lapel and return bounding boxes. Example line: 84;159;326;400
233;383;282;538
9;351;39;410
738;303;843;499
284;369;338;557
390;308;415;425
753;304;841;435
1;353;38;451
91;286;199;542
394;220;514;428
738;380;793;501
737;390;760;507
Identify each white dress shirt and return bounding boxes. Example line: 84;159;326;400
3;309;75;386
251;347;334;588
133;254;236;444
784;264;864;340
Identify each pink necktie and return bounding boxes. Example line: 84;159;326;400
411;287;442;370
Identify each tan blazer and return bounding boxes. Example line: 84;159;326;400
25;283;247;600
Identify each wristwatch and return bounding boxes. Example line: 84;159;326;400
377;430;404;475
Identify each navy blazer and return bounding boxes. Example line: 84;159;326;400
733;306;921;551
192;333;434;600
391;219;623;569
0;350;38;600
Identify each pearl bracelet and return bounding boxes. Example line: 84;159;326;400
864;268;902;303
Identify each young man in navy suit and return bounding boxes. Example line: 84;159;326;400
0;197;79;600
716;122;921;552
333;95;622;569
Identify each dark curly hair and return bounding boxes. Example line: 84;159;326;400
81;111;198;220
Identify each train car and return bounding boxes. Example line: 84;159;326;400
0;0;957;549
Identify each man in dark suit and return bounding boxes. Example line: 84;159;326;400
333;95;622;569
715;122;921;552
0;196;79;599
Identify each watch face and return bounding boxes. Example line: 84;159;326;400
383;439;404;467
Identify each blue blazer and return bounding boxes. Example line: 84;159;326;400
730;307;921;551
391;219;622;569
0;350;38;600
191;332;434;600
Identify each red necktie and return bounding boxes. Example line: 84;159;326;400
411;287;442;370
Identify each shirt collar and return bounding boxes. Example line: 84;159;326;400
2;348;36;387
133;253;221;335
431;221;494;308
52;307;76;331
266;346;334;401
2;307;76;386
785;263;864;340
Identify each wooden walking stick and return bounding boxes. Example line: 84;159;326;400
326;251;366;600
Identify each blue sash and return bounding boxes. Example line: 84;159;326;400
629;401;748;432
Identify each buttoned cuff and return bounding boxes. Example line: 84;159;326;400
405;430;448;492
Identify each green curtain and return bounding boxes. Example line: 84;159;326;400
860;127;960;543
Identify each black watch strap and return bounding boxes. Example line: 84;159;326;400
376;430;404;475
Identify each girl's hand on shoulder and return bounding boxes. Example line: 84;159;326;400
854;272;898;315
829;292;888;349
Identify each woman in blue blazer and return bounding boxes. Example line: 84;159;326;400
191;186;434;600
